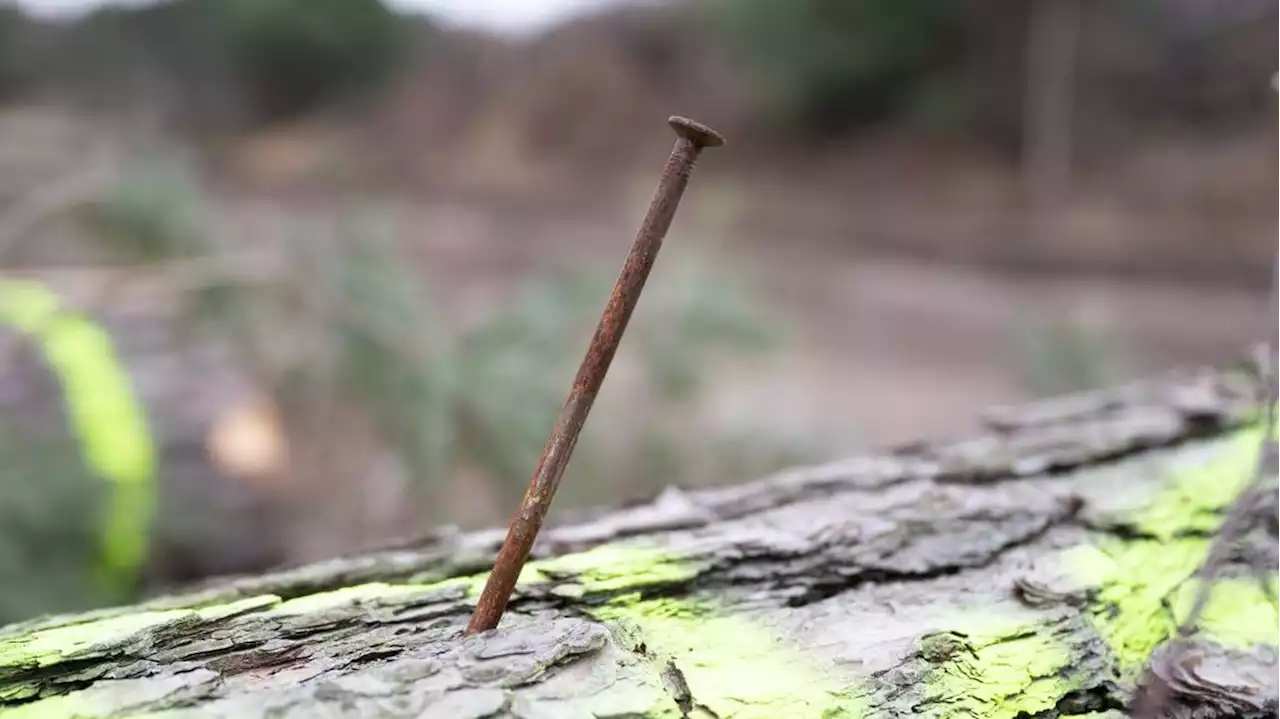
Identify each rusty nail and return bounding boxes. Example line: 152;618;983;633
465;116;725;635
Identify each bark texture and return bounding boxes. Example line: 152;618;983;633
0;366;1276;719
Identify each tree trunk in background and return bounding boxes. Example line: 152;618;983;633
0;367;1275;718
1023;0;1080;247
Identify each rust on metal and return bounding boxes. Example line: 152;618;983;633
465;116;725;635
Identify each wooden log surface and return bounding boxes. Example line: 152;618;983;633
0;366;1276;718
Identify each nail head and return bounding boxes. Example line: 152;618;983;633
668;116;724;148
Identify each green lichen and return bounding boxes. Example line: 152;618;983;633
0;686;35;704
0;670;218;719
264;542;696;619
532;543;700;593
1066;422;1279;672
1;688;101;719
4;416;1275;718
270;581;456;615
529;545;857;717
1131;424;1266;540
1083;538;1203;670
0;545;853;718
594;595;860;719
916;616;1078;719
0;596;278;680
1170;575;1280;652
916;419;1279;714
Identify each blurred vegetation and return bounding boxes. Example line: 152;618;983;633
0;0;1269;152
0;0;1271;622
213;0;409;122
0;147;801;619
87;157;212;260
1012;317;1131;397
711;0;1274;140
0;0;1270;143
79;154;793;500
6;0;413;130
0;419;111;624
710;0;960;135
0;7;40;101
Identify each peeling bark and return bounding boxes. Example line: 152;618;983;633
0;366;1275;718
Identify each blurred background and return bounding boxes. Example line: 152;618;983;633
0;0;1274;623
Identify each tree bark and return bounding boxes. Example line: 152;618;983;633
0;366;1276;719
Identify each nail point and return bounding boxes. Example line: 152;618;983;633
668;116;724;148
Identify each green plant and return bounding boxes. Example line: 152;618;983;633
17;154;814;583
709;0;959;134
0;412;114;625
1012;316;1131;397
26;0;411;130
86;155;212;261
306;221;791;505
214;0;410;122
0;6;42;100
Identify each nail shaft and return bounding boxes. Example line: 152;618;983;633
465;117;724;635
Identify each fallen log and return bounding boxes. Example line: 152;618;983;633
0;365;1276;719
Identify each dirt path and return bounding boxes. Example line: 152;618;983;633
712;250;1269;448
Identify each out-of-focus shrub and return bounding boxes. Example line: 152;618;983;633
214;0;411;123
1012;316;1130;397
61;150;804;526
0;421;114;625
0;7;42;101
32;0;412;130
710;0;960;135
84;156;211;261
